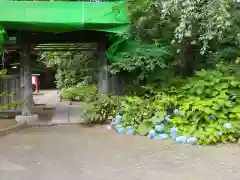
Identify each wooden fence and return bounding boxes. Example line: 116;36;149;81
0;75;21;112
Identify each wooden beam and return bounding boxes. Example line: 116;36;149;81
97;33;109;98
5;30;105;45
19;43;33;116
31;48;96;52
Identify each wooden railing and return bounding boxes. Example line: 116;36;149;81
0;75;21;112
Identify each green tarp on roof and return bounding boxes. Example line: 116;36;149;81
0;1;130;33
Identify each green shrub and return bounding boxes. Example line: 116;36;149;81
84;94;120;124
84;63;240;145
118;92;176;135
0;69;23;110
170;63;240;144
61;84;98;102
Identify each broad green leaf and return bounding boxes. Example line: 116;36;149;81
215;83;229;90
230;80;239;87
154;111;165;119
225;101;233;107
212;91;219;97
138;122;149;136
212;104;220;110
196;87;203;95
151;117;163;125
204;88;212;95
236;113;240;119
216;112;226;119
196;69;206;77
204;107;212;114
172;116;183;123
143;118;153;123
229;113;237;119
231;106;240;113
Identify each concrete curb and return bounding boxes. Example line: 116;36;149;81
0;122;58;136
0;123;28;136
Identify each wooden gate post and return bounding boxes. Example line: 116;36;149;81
19;43;33;116
97;33;109;98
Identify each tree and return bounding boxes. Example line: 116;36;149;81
38;51;98;89
126;0;240;75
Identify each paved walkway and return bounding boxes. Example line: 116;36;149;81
33;90;86;124
0;125;240;180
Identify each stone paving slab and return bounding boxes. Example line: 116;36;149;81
0;125;240;180
69;102;86;123
34;90;60;108
33;90;88;124
51;102;70;124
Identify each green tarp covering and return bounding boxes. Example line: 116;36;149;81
0;1;131;61
0;1;130;33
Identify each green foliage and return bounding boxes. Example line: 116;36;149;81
0;69;23;110
128;0;238;52
124;0;240;76
61;84;98;102
0;92;23;110
85;62;240;145
118;90;177;135
107;35;174;84
169;63;240;144
84;94;120;124
0;69;7;79
39;51;97;89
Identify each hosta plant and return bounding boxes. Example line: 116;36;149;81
171;63;240;144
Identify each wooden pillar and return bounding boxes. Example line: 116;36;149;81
97;33;109;98
19;43;33;116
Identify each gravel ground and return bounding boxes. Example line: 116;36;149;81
0;124;240;180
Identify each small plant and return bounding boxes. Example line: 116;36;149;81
84;94;120;124
0;69;23;111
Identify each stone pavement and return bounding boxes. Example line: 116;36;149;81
0;124;240;180
51;101;86;124
33;90;86;124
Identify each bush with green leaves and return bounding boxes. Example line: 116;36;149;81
61;84;98;102
84;94;120;124
108;38;173;84
116;91;178;136
129;63;240;144
169;63;240;144
85;62;240;145
0;69;23;110
39;51;97;89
